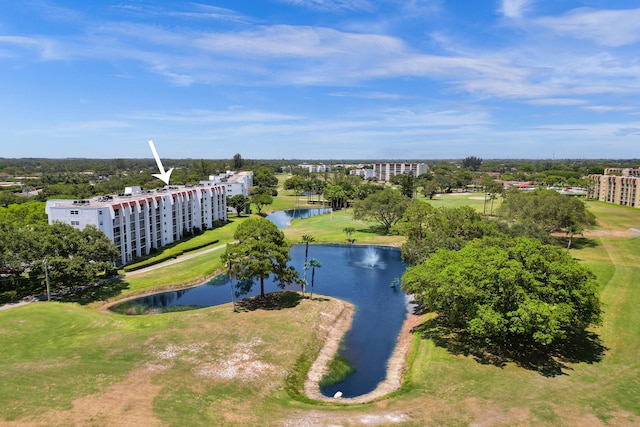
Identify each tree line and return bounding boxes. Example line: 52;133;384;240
0;202;119;303
379;187;602;355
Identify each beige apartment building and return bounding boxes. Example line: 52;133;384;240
373;162;428;182
588;168;640;208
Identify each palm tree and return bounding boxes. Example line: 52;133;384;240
306;259;322;299
301;234;315;294
343;227;356;244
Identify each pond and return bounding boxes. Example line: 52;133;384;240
114;244;408;398
265;207;331;229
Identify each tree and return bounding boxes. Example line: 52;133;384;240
394;202;498;266
283;175;306;193
343;227;356;244
221;218;298;298
252;167;278;191
451;169;473;190
498;188;596;248
422;180;440;200
402;236;602;349
284;175;306;210
306;258;322;299
191;159;216;180
301;234;315;294
227;194;247;217
398;172;416;198
0;201;47;226
250;191;273;215
232;153;244;170
325;184;348;210
353;188;411;234
462;156;483;171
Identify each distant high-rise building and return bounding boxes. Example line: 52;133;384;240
588;168;640;208
373;162;428;182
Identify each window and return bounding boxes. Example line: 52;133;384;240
71;221;80;226
70;210;79;215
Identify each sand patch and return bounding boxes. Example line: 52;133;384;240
2;365;163;427
282;410;410;427
196;339;277;380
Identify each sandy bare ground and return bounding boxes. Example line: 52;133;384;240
2;365;163;427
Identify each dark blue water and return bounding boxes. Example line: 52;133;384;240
266;208;331;229
116;244;407;398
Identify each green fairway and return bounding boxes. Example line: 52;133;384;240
283;208;404;246
394;201;640;425
424;192;502;214
1;194;638;426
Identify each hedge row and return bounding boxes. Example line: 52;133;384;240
123;239;220;272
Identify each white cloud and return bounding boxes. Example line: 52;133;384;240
499;0;533;19
285;0;373;13
19;120;130;137
536;8;640;47
526;98;587;106
328;91;406;99
0;36;62;60
109;3;253;24
193;25;405;59
583;105;635;113
125;108;301;124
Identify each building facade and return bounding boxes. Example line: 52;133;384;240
297;163;332;173
46;184;227;265
349;168;375;179
201;171;253;198
588;168;640;208
373;162;428;182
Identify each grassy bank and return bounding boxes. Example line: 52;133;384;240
1;195;638;425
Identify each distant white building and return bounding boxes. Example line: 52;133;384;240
298;164;332;173
46;184;227;266
373;162;428;182
349;168;375;179
201;171;254;198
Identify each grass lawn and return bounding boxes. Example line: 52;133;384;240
283;208;405;246
1;195;638;425
424;192;502;214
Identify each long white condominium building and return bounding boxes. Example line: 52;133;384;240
588;168;640;209
373;162;428;182
46;184;227;266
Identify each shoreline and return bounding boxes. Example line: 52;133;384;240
304;299;422;404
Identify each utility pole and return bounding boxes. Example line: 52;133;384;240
44;258;51;301
228;261;236;312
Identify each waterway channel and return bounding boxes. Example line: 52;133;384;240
115;243;407;398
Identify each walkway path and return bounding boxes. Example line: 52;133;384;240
0;242;231;311
123;243;229;277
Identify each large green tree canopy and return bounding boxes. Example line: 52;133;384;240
498;189;596;247
353;187;410;233
402;236;602;348
394;202;499;266
0;219;119;301
222;218;298;298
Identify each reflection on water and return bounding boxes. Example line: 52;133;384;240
266;208;331;229
112;244;407;398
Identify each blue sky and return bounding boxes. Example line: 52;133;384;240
1;0;640;160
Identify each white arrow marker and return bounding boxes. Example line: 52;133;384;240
148;140;174;185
